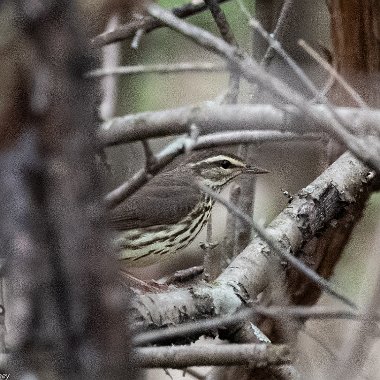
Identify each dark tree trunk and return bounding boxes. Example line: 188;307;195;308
0;1;139;379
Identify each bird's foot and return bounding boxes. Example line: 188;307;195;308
199;241;219;250
281;188;294;202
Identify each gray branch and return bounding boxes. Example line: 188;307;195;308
87;62;227;78
92;0;232;46
100;103;380;146
134;305;376;347
136;343;291;368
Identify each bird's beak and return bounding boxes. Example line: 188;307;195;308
244;165;270;174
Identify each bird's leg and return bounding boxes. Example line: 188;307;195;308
281;188;294;203
199;241;219;250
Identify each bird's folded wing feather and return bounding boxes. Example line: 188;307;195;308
109;177;202;230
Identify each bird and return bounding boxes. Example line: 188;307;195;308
110;150;268;268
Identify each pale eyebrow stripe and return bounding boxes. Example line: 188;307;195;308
200;155;245;167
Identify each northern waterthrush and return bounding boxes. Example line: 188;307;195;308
110;150;268;267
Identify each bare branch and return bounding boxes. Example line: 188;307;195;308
239;12;368;147
134;304;377;347
202;214;219;281
99;15;121;121
146;4;380;171
131;28;144;49
260;0;295;68
238;0;295;70
185;368;206;380
252;305;378;321
204;0;240;103
197;182;354;308
230;145;256;257
93;0;232;46
134;308;252;347
165;266;204;286
141;140;157;169
87;62;227;78
104;146;180;208
222;183;240;264
136;343;291;368
299;39;368;109
100;103;380;146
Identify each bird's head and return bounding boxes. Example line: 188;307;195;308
183;151;269;189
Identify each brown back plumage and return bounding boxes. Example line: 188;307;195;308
109;170;202;230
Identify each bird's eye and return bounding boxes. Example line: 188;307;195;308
219;160;232;169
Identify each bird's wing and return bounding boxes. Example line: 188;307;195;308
109;175;202;230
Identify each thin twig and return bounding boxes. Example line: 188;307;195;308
204;0;240;103
226;0;292;268
245;13;366;142
93;0;232;46
253;305;379;321
86;62;227;78
131;28;144;49
221;183;240;266
299;40;368;109
231;144;256;257
134;308;253;346
184;368;206;380
99;15;121;121
247;17;317;95
301;329;338;359
104;146;180;208
194;130;321;147
259;0;295;69
98;15;120;174
134;304;376;347
197;183;357;309
146;3;380;171
0;278;5;354
164;266;204;286
202;214;219;281
141;140;157;170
